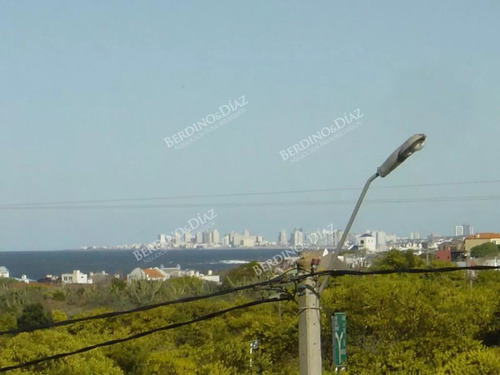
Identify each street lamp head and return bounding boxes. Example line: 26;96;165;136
377;134;426;178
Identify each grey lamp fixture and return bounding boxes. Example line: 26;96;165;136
377;134;426;178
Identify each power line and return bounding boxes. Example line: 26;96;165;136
309;265;500;278
1;179;500;209
0;275;291;337
1;195;500;211
0;298;289;373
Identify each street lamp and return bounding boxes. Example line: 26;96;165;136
298;134;426;375
318;133;426;293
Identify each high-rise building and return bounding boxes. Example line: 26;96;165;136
184;230;191;244
212;229;220;244
455;224;474;237
291;228;303;247
229;230;255;247
368;230;387;251
278;230;287;246
158;234;167;245
174;232;181;246
410;232;420;240
196;231;203;244
202;231;211;244
463;225;474;236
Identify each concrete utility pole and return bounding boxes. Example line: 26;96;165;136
298;259;322;375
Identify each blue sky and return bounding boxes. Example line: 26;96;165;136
1;1;499;250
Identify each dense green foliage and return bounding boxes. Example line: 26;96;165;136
0;255;498;374
220;261;270;288
471;242;500;258
372;249;425;270
16;303;52;329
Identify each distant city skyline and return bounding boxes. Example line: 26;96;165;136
88;223;477;252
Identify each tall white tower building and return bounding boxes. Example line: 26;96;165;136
455;224;474;236
212;229;220;244
278;230;287;245
184;230;191;244
196;231;203;244
291;228;303;247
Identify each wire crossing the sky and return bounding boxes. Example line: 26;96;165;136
1;178;500;210
2;195;500;210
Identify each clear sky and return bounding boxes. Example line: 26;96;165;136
1;1;499;250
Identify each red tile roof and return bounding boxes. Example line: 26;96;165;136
143;268;165;279
465;233;500;240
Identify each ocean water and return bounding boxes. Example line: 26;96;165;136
0;249;287;280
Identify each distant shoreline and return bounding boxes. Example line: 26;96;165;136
86;246;292;251
0;246;332;252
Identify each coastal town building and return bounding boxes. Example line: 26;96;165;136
127;267;169;283
455;224;474;237
13;275;33;284
61;270;92;284
0;266;9;278
437;239;465;261
410;232;421;240
196;231;203;244
291;228;304;247
357;233;376;251
229;230;257;247
158;233;167;245
160;264;184;278
464;233;500;253
278;230;287;246
436;248;452;262
212;229;220;245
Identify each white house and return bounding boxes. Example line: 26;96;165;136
358;234;377;251
0;266;9;278
201;270;220;284
13;275;34;284
159;264;183;278
61;270;92;284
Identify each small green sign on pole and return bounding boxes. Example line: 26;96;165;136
332;312;346;369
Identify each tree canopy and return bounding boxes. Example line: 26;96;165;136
0;262;498;374
372;249;425;270
471;242;500;258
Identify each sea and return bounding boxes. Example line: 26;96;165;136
0;249;289;280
